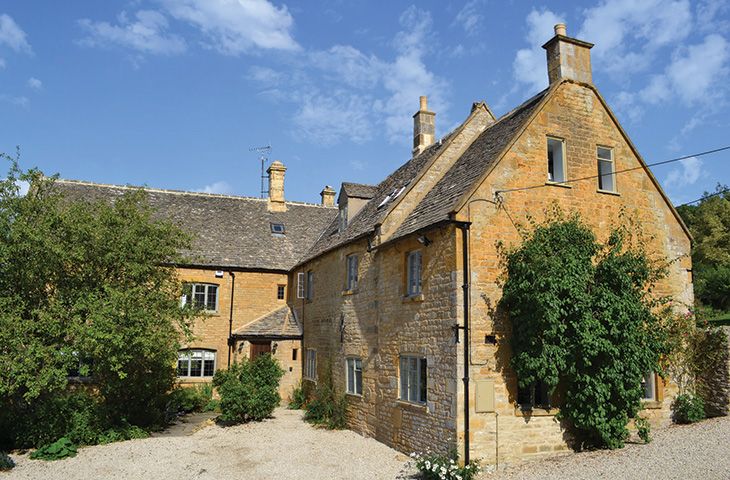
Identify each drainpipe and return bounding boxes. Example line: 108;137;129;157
227;271;236;367
455;221;471;465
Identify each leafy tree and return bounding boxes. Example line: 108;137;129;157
213;354;284;423
0;151;196;448
500;213;669;449
677;185;730;312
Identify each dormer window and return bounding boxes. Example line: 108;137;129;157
271;223;285;235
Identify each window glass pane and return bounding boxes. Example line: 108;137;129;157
642;372;656;400
203;358;215;376
408;357;418;402
597;147;612;160
598;159;614;191
419;358;427;403
277;285;285;300
547;138;565;182
206;285;217;311
177;358;189;376
400;357;408;401
355;359;363;395
193;285;206;308
190;358;202;377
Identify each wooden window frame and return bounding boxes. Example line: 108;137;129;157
399;355;427;404
346;254;359;291
406;250;423;297
304;348;317;381
177;349;216;378
182;283;219;312
547;136;567;184
277;284;286;300
346;357;363;395
297;272;305;299
597;146;616;192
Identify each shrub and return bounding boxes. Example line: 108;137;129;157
693;327;729;417
0;452;14;471
500;213;669;449
303;381;347;429
213;354;284;424
672;393;705;424
30;437;78;461
634;417;651;444
203;398;220;412
167;384;213;415
410;451;481;480
288;383;308;410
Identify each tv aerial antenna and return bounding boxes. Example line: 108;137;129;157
249;144;272;198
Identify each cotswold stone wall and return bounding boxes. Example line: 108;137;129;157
454;80;693;466
293;227;461;455
176;267;289;385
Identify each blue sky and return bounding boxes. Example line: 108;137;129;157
1;0;728;205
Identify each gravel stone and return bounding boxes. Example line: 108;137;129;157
483;416;730;480
6;409;413;480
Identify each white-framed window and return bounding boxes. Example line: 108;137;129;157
597;146;615;192
177;349;216;377
406;250;422;296
277;284;286;300
399;355;427;404
306;270;314;300
181;283;218;312
304;349;317;380
641;371;656;401
547;137;566;183
346;357;363;395
297;272;305;299
346;254;359;291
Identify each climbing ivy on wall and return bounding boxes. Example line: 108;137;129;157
500;212;671;449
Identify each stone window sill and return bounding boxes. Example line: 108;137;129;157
346;392;363;400
545;181;572;189
403;293;425;303
396;400;428;413
342;289;359;296
514;406;558;417
641;400;662;410
597;189;620;196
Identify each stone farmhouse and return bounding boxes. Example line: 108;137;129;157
57;25;692;466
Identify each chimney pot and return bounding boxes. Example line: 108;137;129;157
320;185;336;207
419;95;428;111
554;23;567;36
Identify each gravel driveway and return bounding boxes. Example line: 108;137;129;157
5;408;412;480
486;415;730;480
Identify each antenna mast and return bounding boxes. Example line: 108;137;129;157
249;144;272;198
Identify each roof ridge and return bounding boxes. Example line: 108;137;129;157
53;178;336;208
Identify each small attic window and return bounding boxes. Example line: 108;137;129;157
270;223;285;235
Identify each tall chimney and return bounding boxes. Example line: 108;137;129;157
320;185;336;207
413;95;435;156
542;23;594;85
267;160;287;212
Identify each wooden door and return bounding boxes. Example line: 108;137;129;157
250;341;272;359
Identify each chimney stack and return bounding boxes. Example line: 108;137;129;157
320;185;336;207
542;23;594;85
267;160;287;212
413;95;435;156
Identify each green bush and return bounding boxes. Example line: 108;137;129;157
167;384;213;415
672;393;706;424
693;327;729;417
288;383;308;410
410;451;481;480
303;381;348;429
0;451;14;471
213;354;283;424
634;417;651;444
203;398;220;412
30;437;78;461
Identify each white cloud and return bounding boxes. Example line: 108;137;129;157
453;0;484;36
159;0;299;55
665;34;730;105
0;14;31;53
78;10;186;56
664;156;703;189
293;91;373;146
16;180;29;196
196;181;234;194
512;8;564;94
247;65;285;85
577;0;692;75
0;94;28;107
27;77;42;90
612;91;644;123
309;45;383;90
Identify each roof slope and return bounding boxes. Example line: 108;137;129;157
232;306;302;339
392;89;548;240
340;182;377;199
300;136;453;263
53;180;338;271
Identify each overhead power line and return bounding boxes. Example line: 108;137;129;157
494;145;730;196
676;187;730;208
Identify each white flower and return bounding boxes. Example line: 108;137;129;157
425;461;431;469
